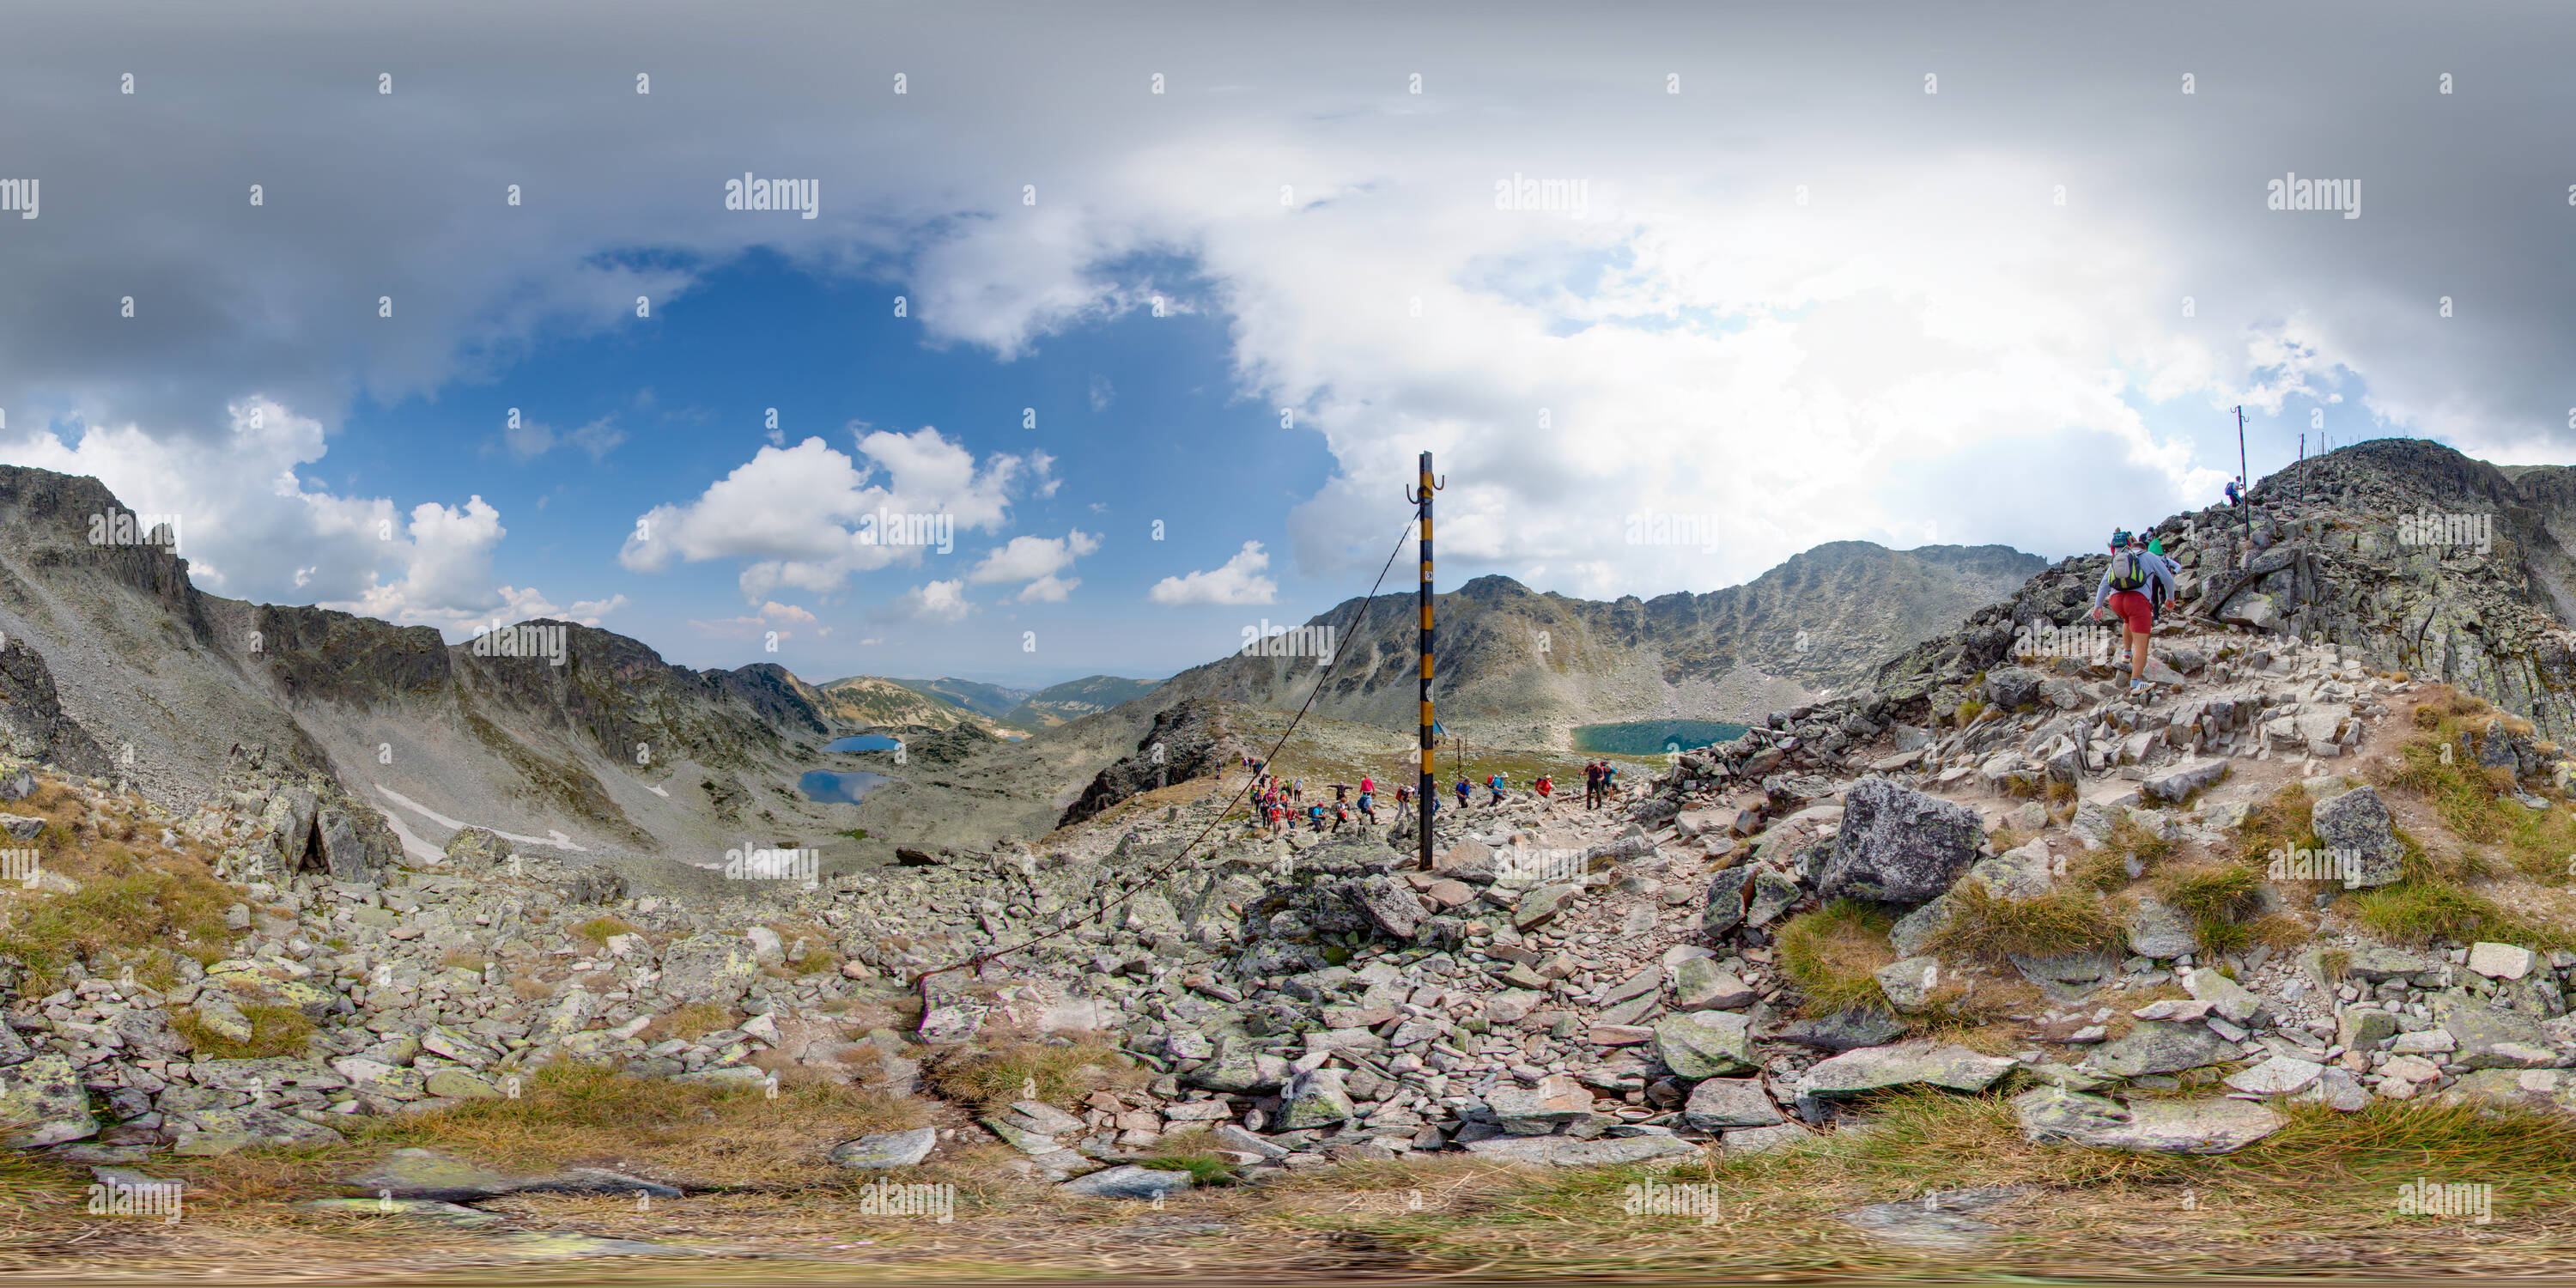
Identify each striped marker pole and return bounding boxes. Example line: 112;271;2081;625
1411;452;1441;872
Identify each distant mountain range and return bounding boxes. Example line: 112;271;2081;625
1145;542;2050;746
32;440;2576;865
820;674;1165;734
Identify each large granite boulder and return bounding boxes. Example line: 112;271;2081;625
2309;787;2405;888
1820;778;1983;903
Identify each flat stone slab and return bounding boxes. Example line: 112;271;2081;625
343;1147;686;1200
2014;1086;2283;1154
489;1232;719;1259
1653;1010;1757;1078
2183;969;2264;1024
2438;996;2555;1069
2087;1021;2237;1078
296;1197;507;1228
829;1127;939;1169
172;1107;346;1155
1681;1076;1784;1130
2467;942;2538;981
1772;1007;1912;1052
1721;1122;1811;1154
513;1168;683;1199
1800;1041;2017;1098
0;1053;99;1149
2222;1055;2326;1097
1836;1187;2032;1250
1060;1164;1193;1200
2440;1067;2576;1115
343;1147;513;1201
1462;1133;1701;1166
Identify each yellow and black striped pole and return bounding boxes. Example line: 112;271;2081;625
1412;451;1440;870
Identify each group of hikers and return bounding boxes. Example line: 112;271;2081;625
1236;753;1632;836
1241;758;1387;835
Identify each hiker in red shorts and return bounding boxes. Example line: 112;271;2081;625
2088;528;2178;692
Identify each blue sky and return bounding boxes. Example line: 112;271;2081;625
3;1;2567;689
328;251;1346;684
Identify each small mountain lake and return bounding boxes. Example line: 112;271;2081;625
823;734;903;752
800;769;894;803
1571;720;1749;756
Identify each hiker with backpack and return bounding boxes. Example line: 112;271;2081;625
1454;775;1473;811
2089;528;2178;692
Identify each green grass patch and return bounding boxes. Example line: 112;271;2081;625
170;1001;315;1060
2229;785;2321;867
1776;899;1897;1016
2380;732;2576;883
2155;860;2263;921
1926;882;2121;962
1130;1145;1241;1187
2349;879;2573;951
573;915;636;947
0;866;237;985
921;1036;1143;1112
2111;811;2177;874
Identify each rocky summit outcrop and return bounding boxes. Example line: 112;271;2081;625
1147;544;2046;747
1056;699;1249;829
1874;438;2576;744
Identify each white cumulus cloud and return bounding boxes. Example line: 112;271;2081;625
621;427;1044;604
1150;541;1277;605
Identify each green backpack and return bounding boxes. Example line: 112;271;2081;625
2107;549;2148;592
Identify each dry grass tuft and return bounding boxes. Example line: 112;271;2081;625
1926;883;2120;963
921;1033;1142;1112
170;1001;315;1060
1776;899;1898;1016
642;1000;735;1042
